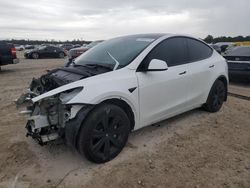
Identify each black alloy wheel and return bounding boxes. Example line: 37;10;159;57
32;53;39;59
205;80;226;112
77;103;130;163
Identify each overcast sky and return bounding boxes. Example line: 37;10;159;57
0;0;249;41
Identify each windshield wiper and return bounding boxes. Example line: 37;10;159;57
80;63;113;70
106;51;120;70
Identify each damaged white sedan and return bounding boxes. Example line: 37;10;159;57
17;34;228;163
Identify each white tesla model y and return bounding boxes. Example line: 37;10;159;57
17;34;228;163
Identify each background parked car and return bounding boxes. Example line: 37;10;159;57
24;46;66;59
25;45;35;50
223;46;250;82
214;42;235;53
73;44;81;48
210;44;222;54
59;44;74;51
68;40;104;61
0;42;19;70
14;44;25;51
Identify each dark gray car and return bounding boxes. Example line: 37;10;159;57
224;46;250;81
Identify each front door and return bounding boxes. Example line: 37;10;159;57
136;37;190;128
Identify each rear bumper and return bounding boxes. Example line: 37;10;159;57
227;61;250;81
0;58;19;66
229;70;250;81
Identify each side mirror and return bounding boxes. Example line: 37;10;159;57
147;59;168;71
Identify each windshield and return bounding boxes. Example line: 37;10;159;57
87;41;103;48
38;46;46;50
74;35;157;69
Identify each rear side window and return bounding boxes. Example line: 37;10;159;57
187;38;213;62
142;37;189;67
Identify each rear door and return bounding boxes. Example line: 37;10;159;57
49;47;59;57
185;38;214;107
47;46;56;58
41;46;55;58
136;37;190;128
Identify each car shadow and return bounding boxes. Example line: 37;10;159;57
0;68;18;74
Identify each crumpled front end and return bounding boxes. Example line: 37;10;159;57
17;87;84;145
16;64;112;145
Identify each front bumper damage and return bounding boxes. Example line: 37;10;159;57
16;65;111;146
16;88;90;146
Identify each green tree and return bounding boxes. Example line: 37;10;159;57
204;35;214;43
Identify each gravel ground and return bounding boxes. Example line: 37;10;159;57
229;83;250;97
0;53;249;188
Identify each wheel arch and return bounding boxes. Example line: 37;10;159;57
216;75;228;101
207;75;228;102
67;98;136;149
100;98;135;131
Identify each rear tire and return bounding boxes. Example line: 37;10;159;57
77;103;130;163
204;80;226;112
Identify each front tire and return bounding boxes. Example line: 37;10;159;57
31;53;39;59
77;103;130;163
204;80;226;112
59;52;65;58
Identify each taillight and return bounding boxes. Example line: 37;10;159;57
11;47;17;58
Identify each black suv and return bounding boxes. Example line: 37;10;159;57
0;42;19;70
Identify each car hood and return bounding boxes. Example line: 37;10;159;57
29;65;113;100
31;67;137;105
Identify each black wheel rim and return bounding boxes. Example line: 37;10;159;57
33;53;38;59
90;110;127;160
59;53;64;58
212;83;225;110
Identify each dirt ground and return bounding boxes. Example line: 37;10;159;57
0;52;249;188
228;83;250;97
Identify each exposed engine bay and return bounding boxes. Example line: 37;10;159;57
16;65;111;145
30;64;111;95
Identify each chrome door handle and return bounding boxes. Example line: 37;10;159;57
209;65;215;68
179;71;186;75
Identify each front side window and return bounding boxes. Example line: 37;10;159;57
141;37;189;68
187;38;213;62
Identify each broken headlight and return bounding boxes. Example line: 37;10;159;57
22;87;84;144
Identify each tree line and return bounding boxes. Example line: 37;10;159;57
203;35;250;44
